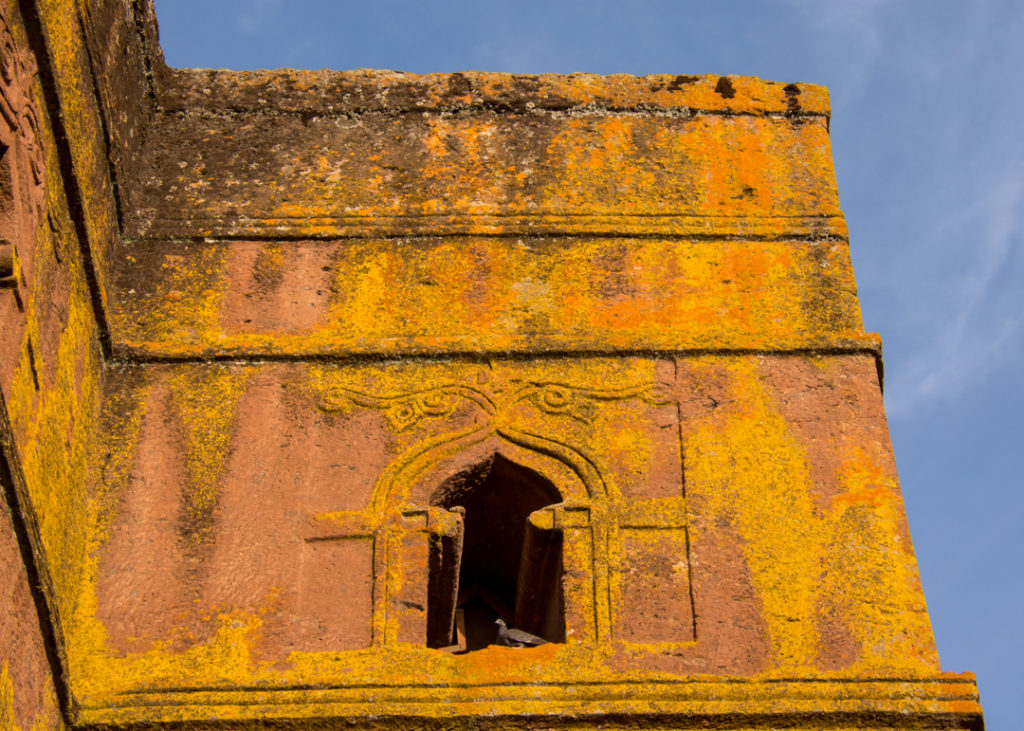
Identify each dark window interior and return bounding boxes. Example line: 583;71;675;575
428;454;565;651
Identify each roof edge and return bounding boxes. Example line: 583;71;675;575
155;68;830;116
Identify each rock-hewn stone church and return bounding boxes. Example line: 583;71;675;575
0;1;983;728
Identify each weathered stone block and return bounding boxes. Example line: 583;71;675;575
0;1;985;728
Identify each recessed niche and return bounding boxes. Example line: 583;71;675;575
427;454;565;651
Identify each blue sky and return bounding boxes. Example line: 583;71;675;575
154;1;1022;725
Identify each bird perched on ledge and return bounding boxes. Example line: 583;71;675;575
494;618;548;648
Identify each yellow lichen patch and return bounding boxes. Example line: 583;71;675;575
605;426;654;479
73;596;268;694
0;663;15;731
325;244;398;344
7;284;101;631
130;246;229;348
167;367;251;544
686;358;822;669
282;641;612;692
65;547;108;692
819;447;938;673
93;374;151;541
160;608;264;677
114;236;867;358
38;0;120;289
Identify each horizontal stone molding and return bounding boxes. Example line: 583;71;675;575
125;213;849;242
75;675;981;728
157;69;831;117
126;108;839;245
108;236;866;359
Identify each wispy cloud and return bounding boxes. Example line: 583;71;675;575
885;171;1024;414
231;0;287;37
804;0;1024;415
778;0;886;110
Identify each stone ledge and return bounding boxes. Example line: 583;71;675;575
74;675;982;728
157;69;830;117
106;236;866;359
124;214;849;241
109;340;884;364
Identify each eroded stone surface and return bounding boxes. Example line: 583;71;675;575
0;0;985;728
0;488;60;731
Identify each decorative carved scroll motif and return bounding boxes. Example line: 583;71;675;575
320;384;494;432
523;381;673;423
318;375;673;513
0;12;47;297
315;374;679;647
319;378;672;432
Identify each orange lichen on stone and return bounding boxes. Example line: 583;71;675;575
167;367;251;544
128;104;840;242
819;446;937;672
682;357;938;675
686;358;824;668
108;237;868;358
158;69;831;117
0;1;984;725
110;65;856;362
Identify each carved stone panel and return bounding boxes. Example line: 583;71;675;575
0;10;47;396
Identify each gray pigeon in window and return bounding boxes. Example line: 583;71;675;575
494;618;548;648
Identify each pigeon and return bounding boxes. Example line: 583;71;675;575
494;618;548;648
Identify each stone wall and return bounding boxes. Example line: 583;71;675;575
0;1;984;728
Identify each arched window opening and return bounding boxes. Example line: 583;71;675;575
427;454;565;651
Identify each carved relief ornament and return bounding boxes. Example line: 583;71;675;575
1;12;47;292
319;378;673;433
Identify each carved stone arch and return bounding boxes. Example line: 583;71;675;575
402;433;592;510
373;430;613;649
373;429;613;521
498;426;618;504
425;453;563;650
